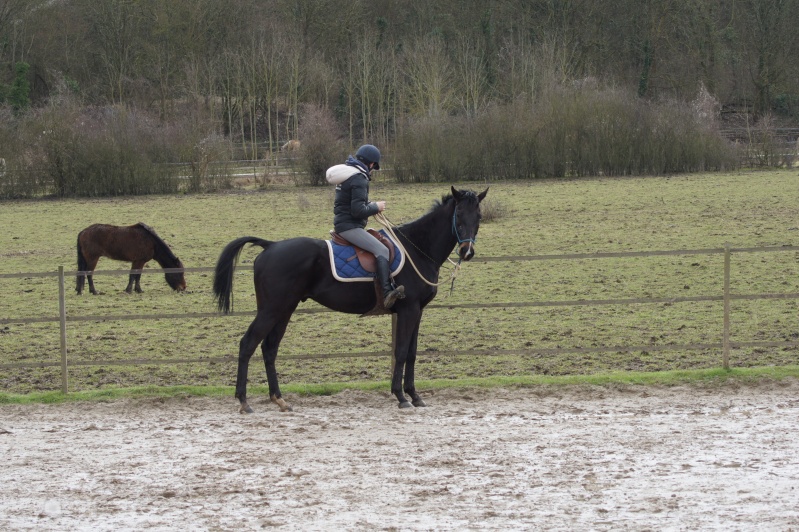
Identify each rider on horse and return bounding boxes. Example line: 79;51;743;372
332;144;405;309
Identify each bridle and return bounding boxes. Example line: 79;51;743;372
452;205;477;259
374;202;477;290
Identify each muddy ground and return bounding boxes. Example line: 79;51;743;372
1;381;798;530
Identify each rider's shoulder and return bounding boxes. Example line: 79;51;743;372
327;164;365;185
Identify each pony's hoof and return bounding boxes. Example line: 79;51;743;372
412;398;427;407
398;401;413;409
239;403;254;414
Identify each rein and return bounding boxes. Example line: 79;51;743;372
373;212;462;289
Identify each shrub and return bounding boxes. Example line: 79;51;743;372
0;95;231;198
294;104;344;186
391;85;737;182
479;196;510;223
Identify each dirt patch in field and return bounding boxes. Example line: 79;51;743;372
1;380;798;530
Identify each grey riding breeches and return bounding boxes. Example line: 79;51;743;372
338;227;390;260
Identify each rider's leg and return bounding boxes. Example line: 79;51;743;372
339;228;405;308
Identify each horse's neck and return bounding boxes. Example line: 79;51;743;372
400;207;455;267
152;245;179;268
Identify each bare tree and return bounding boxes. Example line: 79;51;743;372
0;0;35;65
255;29;282;158
350;33;395;143
737;0;798;116
453;35;490;117
78;0;144;104
401;35;455;118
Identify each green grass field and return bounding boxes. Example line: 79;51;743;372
1;169;798;397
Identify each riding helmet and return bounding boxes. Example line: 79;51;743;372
355;144;381;170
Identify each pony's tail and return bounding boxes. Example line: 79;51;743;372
76;232;88;293
212;236;273;314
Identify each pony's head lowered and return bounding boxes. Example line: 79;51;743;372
450;186;488;261
164;257;187;291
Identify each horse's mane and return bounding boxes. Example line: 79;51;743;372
135;223;181;266
430;192;455;211
400;189;482;231
424;189;482;217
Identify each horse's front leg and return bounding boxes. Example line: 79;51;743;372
124;273;135;293
130;261;146;293
391;308;422;408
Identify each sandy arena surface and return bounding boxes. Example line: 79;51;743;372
1;380;798;531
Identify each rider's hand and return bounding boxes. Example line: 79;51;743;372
376;201;386;212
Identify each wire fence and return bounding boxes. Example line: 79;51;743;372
1;244;798;393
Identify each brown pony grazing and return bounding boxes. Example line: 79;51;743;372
280;139;301;152
76;223;186;295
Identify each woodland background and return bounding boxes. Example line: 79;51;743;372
1;0;798;196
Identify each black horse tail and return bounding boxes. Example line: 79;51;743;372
213;236;273;314
76;231;88;293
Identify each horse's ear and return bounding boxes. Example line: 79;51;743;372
451;186;462;200
478;188;488;202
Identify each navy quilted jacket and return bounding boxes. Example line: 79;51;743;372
333;158;378;232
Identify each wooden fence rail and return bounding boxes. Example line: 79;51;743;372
1;244;798;393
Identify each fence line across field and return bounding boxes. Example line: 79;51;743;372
1;244;798;393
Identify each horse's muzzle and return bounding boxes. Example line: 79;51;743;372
458;241;476;261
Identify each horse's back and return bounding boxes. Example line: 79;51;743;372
255;237;327;272
78;223;154;262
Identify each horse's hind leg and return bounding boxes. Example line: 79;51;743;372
85;258;99;295
235;309;279;414
76;269;85;295
87;274;97;295
261;316;293;412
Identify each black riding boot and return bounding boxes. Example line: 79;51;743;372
375;256;404;308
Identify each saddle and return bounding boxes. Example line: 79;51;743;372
328;229;396;273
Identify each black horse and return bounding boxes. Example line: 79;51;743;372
76;223;187;295
213;186;488;413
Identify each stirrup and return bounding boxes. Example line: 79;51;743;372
383;285;405;308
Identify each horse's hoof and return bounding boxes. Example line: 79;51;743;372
398;401;413;409
412;398;427;407
239;403;254;414
271;396;292;412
